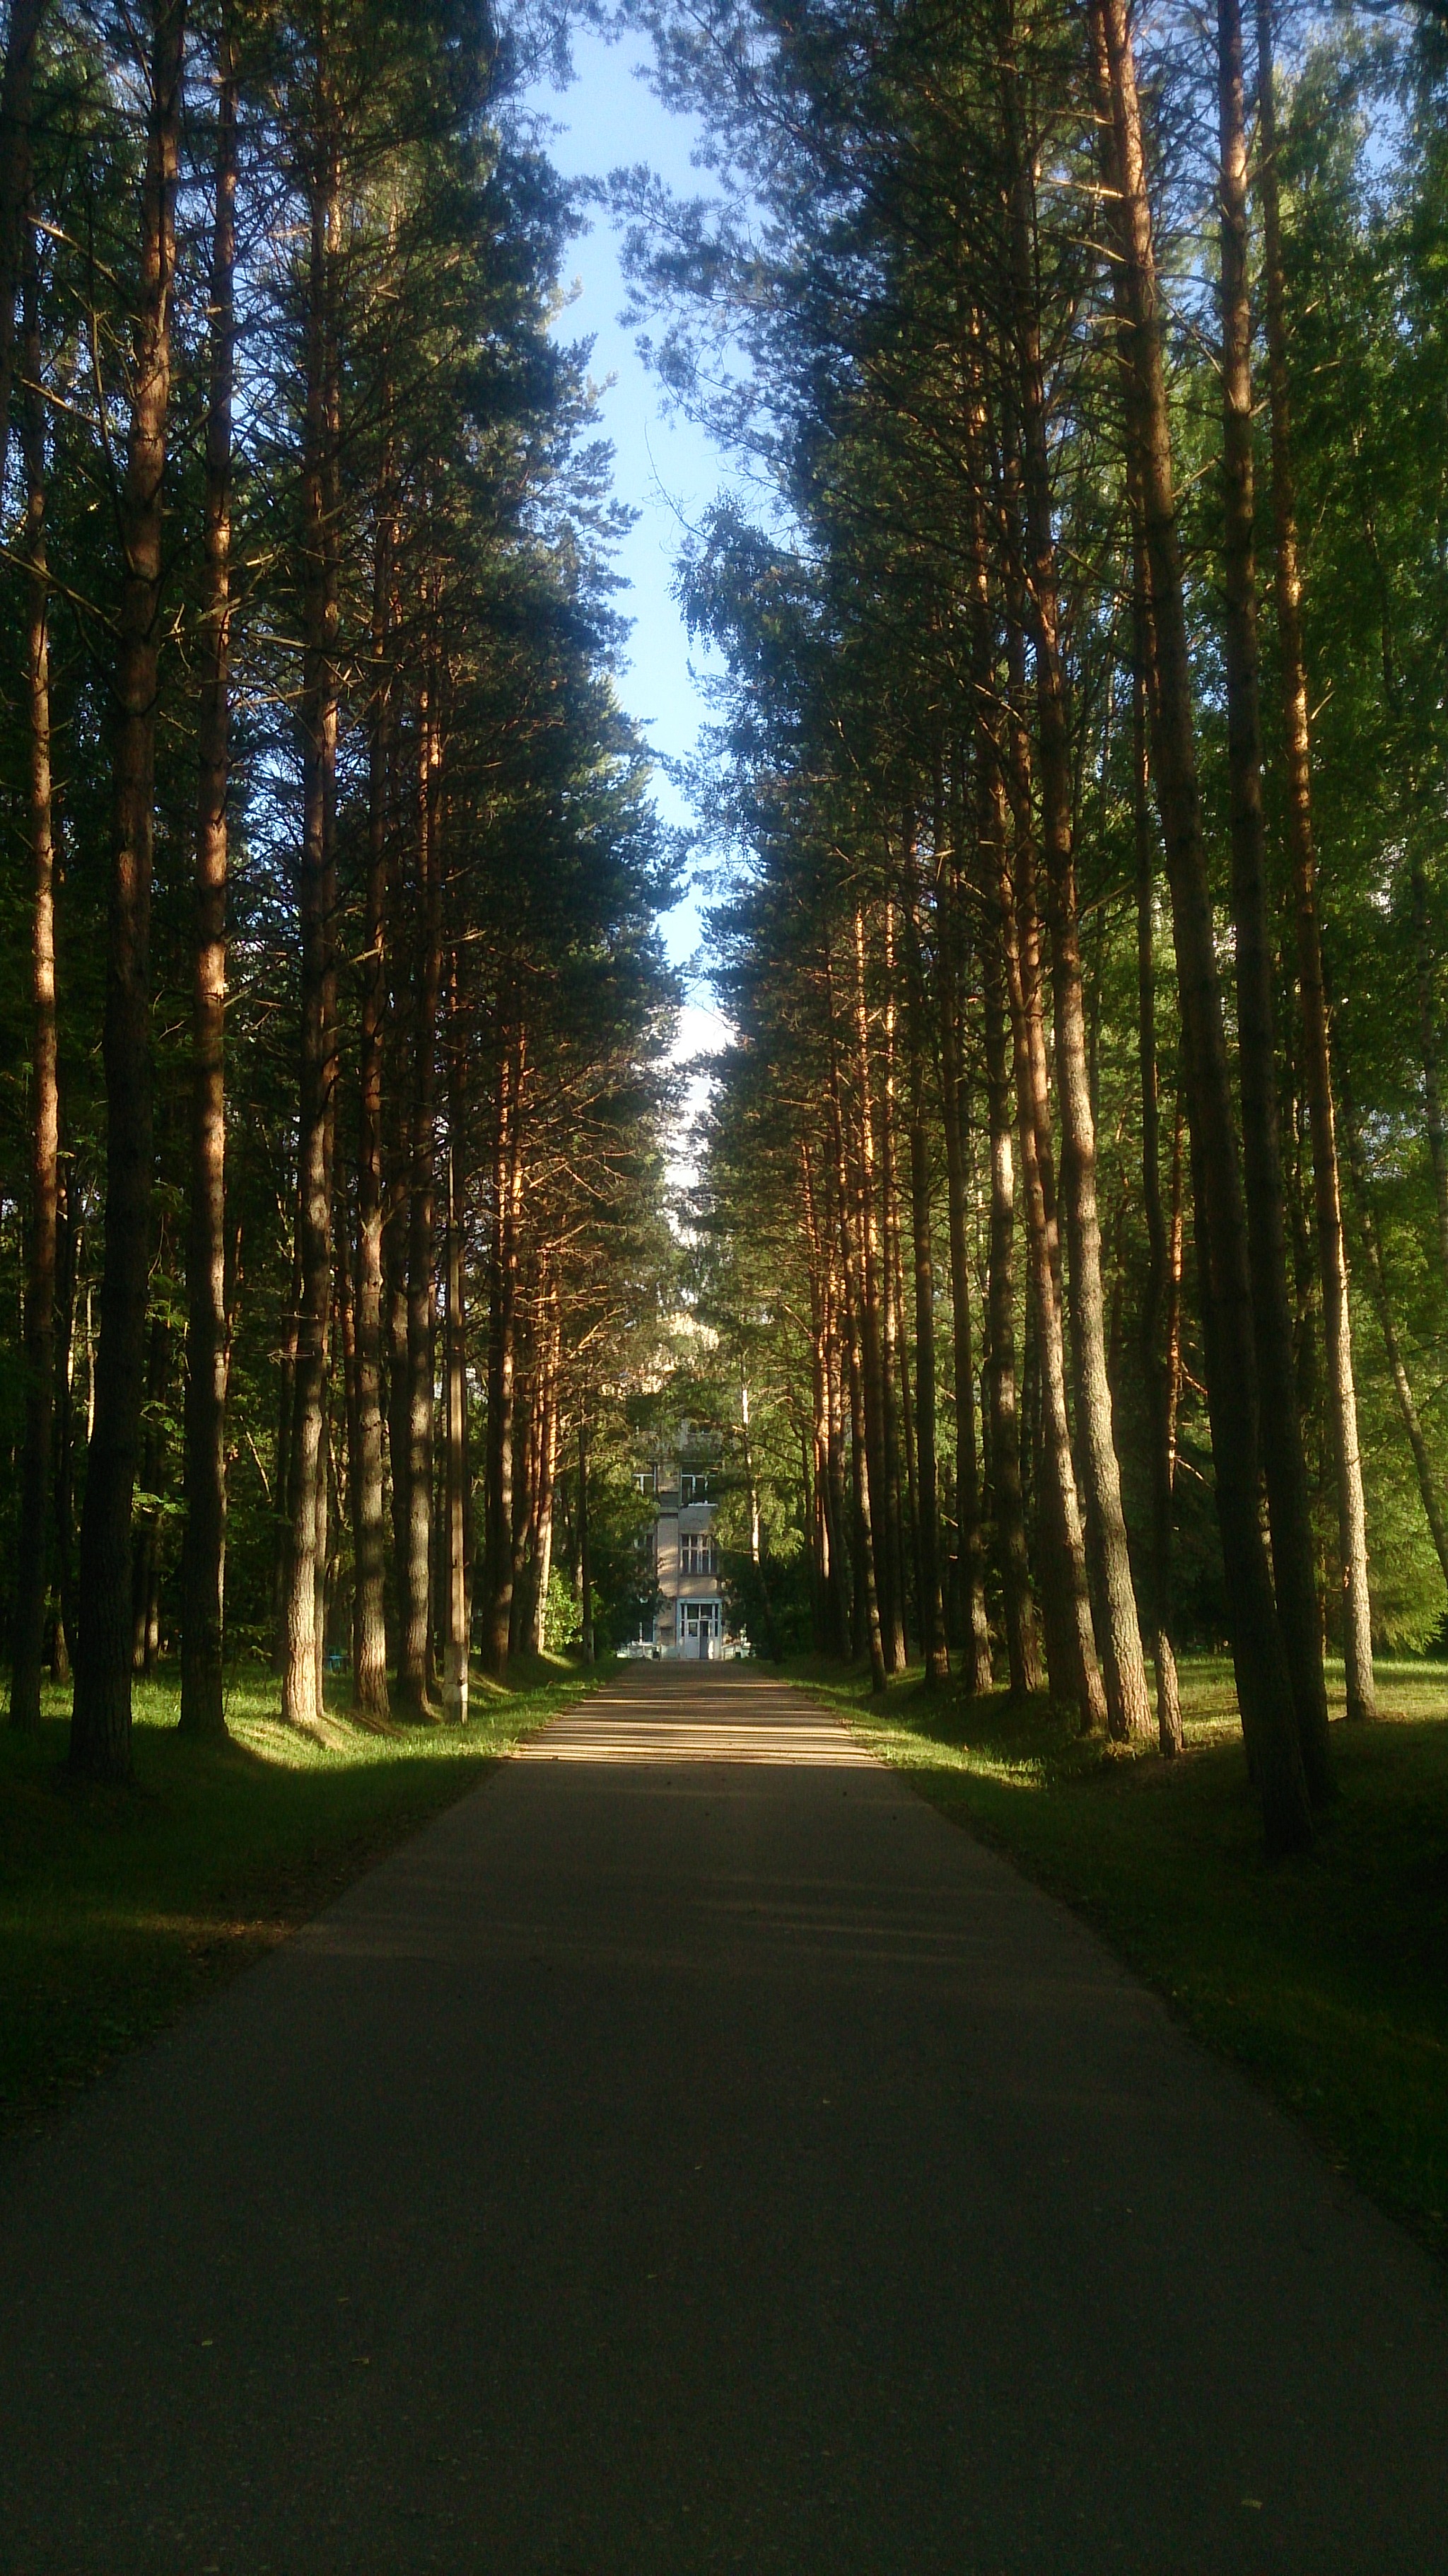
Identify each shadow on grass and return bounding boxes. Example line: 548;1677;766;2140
790;1653;1448;2261
0;1655;597;2135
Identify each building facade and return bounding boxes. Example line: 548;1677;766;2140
626;1427;745;1659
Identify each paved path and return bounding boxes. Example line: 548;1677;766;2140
2;1665;1446;2573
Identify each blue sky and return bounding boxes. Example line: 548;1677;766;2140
525;29;727;977
523;26;737;1170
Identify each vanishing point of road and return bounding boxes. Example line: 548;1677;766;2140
1;1662;1445;2572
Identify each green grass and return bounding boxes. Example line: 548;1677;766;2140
0;1655;595;2134
793;1653;1448;2259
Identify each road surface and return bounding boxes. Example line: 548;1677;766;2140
1;1661;1445;2572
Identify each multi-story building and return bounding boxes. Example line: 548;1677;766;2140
626;1426;743;1659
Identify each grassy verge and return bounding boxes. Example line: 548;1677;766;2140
793;1653;1448;2259
0;1655;595;2135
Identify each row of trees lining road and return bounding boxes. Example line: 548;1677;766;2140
0;0;679;1776
617;0;1448;1850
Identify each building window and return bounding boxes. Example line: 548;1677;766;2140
634;1465;658;1495
679;1532;716;1576
681;1470;713;1505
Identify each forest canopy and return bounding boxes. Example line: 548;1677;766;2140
2;0;1447;1859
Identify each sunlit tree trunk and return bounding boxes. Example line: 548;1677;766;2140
10;219;57;1735
180;8;237;1739
71;0;187;1781
1340;1079;1448;1597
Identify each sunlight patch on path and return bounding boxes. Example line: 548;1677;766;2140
517;1694;875;1768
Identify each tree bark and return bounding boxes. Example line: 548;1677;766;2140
936;894;992;1689
180;10;237;1739
1254;0;1375;1721
1092;0;1312;1849
397;671;443;1717
983;926;1042;1696
908;1081;950;1685
351;401;397;1722
1000;59;1150;1742
829;1033;888;1693
281;102;340;1733
9;216;58;1735
578;1415;595;1666
1216;0;1333;1797
71;0;186;1781
442;1103;469;1723
1133;555;1183;1756
482;1037;523;1677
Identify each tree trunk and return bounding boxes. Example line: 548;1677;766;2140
1216;0;1333;1798
983;928;1043;1696
482;1038;523;1677
1000;65;1150;1742
52;1179;78;1679
180;11;237;1739
1092;0;1312;1850
442;1118;469;1723
1133;555;1183;1756
829;1040;888;1692
281;112;340;1734
71;0;187;1782
578;1416;595;1665
1254;0;1374;1722
908;1090;950;1685
937;902;992;1689
9;218;58;1735
351;413;396;1723
397;672;443;1718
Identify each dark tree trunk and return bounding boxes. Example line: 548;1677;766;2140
829;1041;887;1693
1256;0;1375;1724
908;1092;950;1686
983;928;1042;1696
1216;0;1332;1800
442;969;469;1720
281;112;340;1732
937;898;991;1690
482;1039;522;1677
351;382;396;1723
1000;56;1150;1742
180;10;237;1739
1092;0;1312;1850
397;675;443;1718
1133;554;1183;1756
71;0;186;1782
578;1416;595;1666
10;219;57;1735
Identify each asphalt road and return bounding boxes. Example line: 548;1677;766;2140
2;1662;1446;2574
